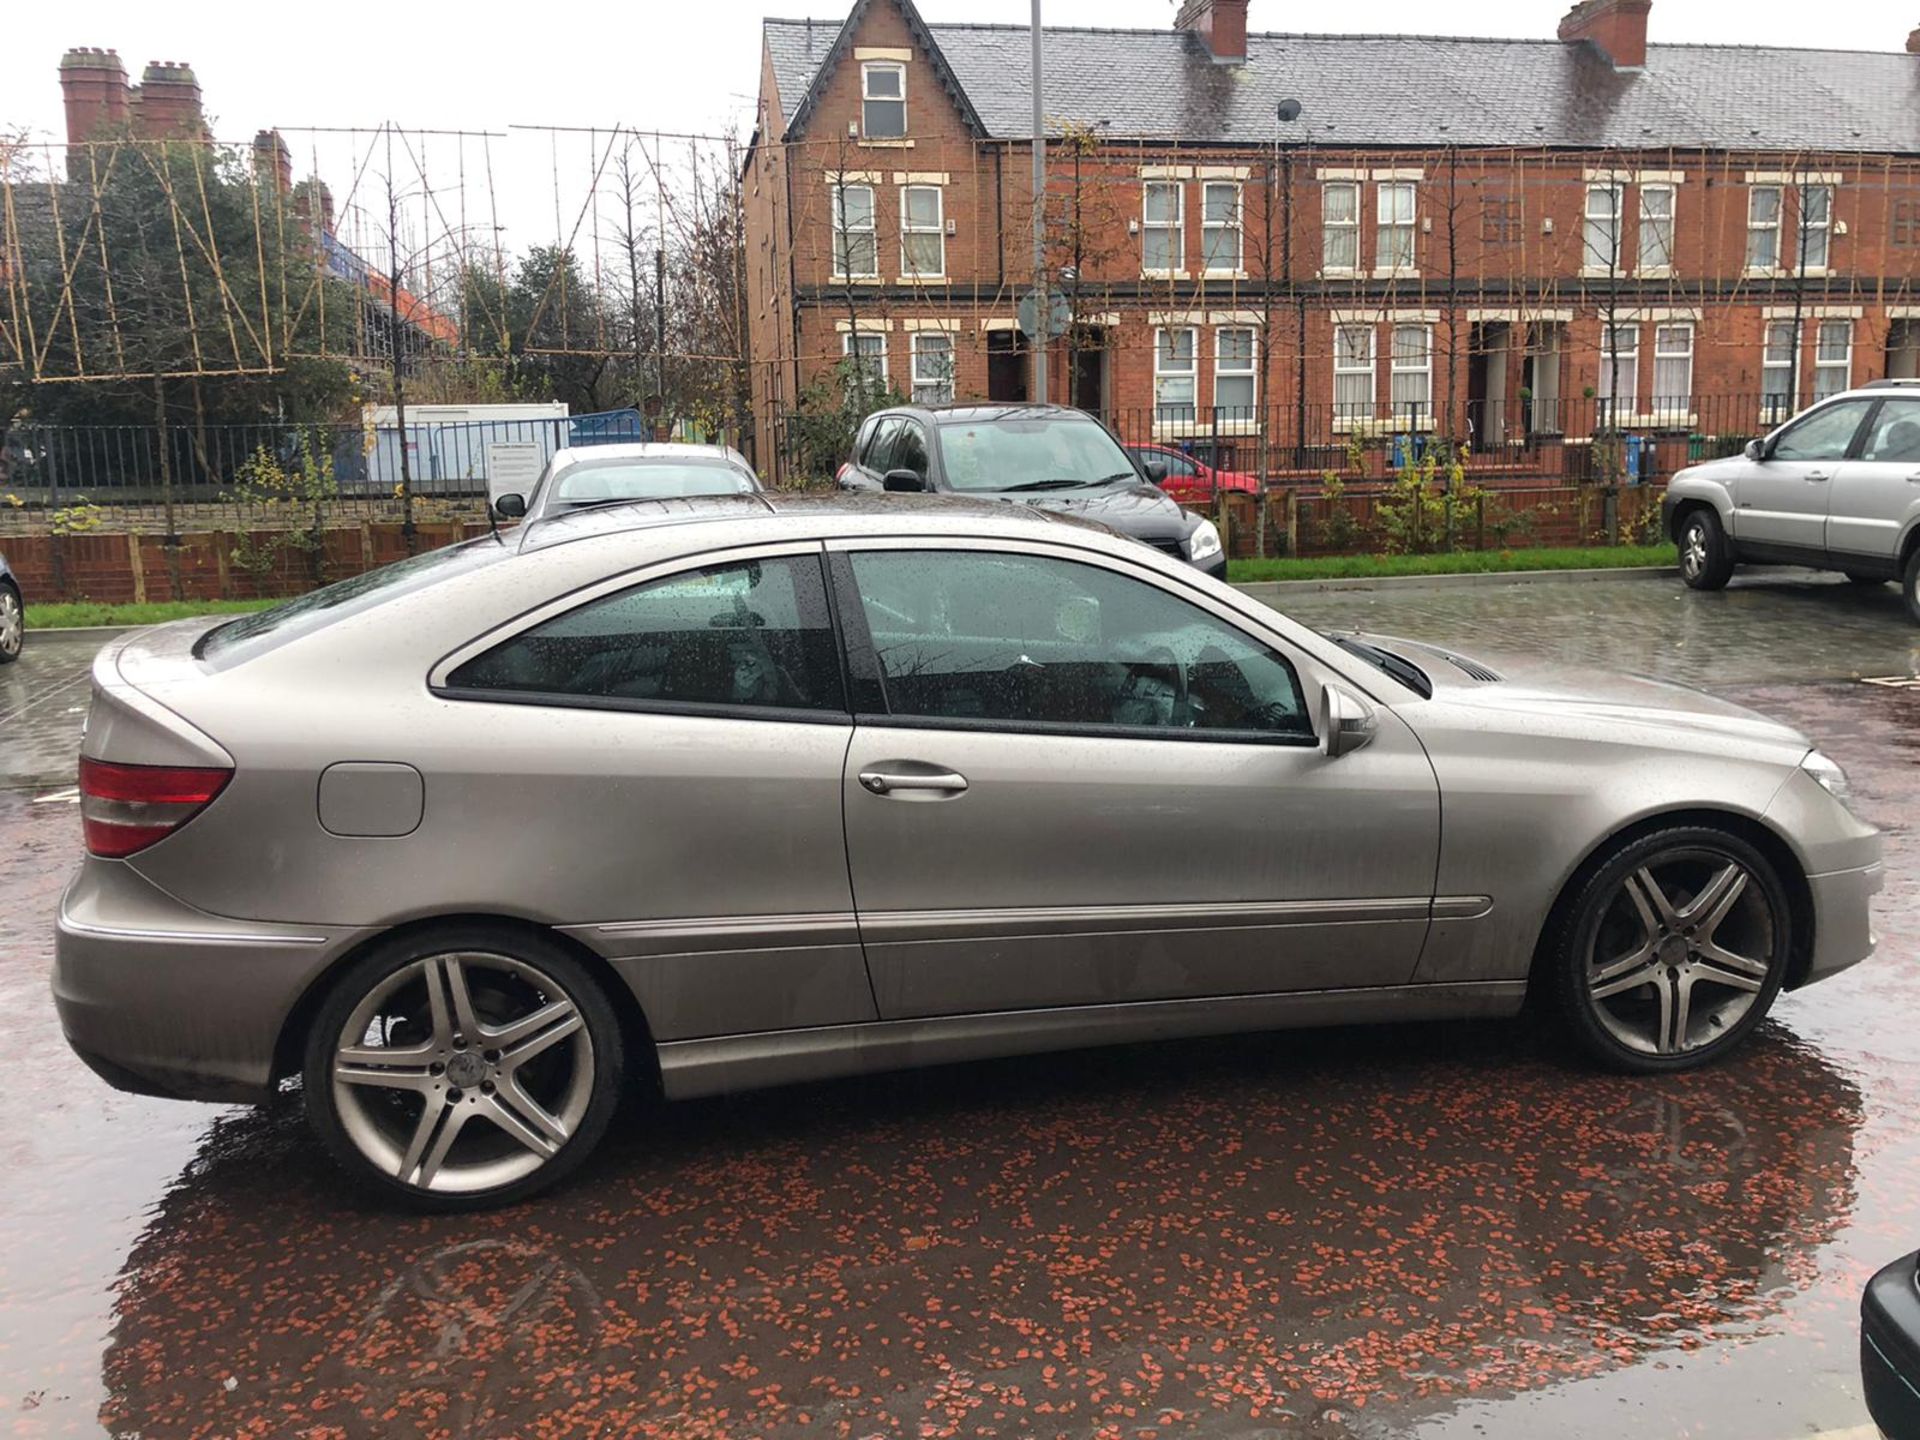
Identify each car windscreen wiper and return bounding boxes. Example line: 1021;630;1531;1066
1332;635;1433;699
1001;477;1100;492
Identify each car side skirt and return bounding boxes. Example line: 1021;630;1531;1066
654;980;1529;1100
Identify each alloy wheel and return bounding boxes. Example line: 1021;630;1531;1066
1584;849;1779;1057
1681;521;1708;582
330;952;595;1195
0;589;20;657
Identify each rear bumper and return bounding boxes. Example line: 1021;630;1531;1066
1863;1250;1920;1440
52;860;359;1103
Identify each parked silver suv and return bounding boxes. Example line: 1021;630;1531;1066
1664;380;1920;621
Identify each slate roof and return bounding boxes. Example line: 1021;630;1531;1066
764;16;1920;154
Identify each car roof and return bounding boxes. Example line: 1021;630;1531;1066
514;489;1109;556
547;442;752;472
867;402;1096;427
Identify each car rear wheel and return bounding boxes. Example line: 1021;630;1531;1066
303;924;625;1210
1677;509;1734;591
1904;548;1920;625
1549;827;1791;1073
0;584;21;662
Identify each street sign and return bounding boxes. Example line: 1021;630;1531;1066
1018;287;1072;340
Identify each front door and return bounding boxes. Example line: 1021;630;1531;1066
831;541;1441;1020
1828;395;1920;562
1734;397;1874;551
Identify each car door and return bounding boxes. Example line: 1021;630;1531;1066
1734;398;1874;551
1827;396;1920;565
891;417;933;491
431;544;875;1041
830;539;1441;1020
841;416;899;491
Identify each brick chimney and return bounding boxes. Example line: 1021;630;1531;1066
59;48;130;176
1558;0;1652;70
1175;0;1249;64
132;61;207;142
252;129;293;194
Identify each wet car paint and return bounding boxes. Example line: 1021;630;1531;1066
3;578;1919;1438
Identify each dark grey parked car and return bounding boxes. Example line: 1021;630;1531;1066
837;403;1228;578
0;551;22;663
1864;1248;1920;1438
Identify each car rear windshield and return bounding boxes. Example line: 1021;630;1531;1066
551;459;756;506
935;416;1137;493
195;535;510;668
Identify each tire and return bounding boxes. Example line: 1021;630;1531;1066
1905;547;1920;625
1676;508;1735;591
302;922;626;1211
1843;571;1887;586
1547;826;1792;1074
0;584;21;663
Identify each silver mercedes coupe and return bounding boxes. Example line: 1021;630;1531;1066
53;494;1883;1209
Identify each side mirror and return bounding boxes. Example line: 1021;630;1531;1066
1743;438;1766;462
883;469;927;493
1322;684;1378;760
493;492;527;519
1142;459;1168;485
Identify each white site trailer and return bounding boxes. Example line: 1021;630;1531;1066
359;402;571;497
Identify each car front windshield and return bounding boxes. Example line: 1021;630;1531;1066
550;459;755;507
936;416;1138;493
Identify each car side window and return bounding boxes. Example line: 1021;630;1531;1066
848;549;1312;739
1771;399;1873;462
1168;452;1199;477
865;417;903;475
447;555;846;716
893;421;931;481
1859;399;1920;463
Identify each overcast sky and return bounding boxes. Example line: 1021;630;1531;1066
6;0;1915;272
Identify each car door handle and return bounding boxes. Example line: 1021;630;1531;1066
858;768;969;795
1805;470;1831;481
1907;471;1920;483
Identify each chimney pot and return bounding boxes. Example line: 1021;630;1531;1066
1174;0;1249;64
1558;0;1652;70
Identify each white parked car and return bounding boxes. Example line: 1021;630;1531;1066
1663;380;1920;621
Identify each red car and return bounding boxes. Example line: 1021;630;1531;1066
1126;445;1259;502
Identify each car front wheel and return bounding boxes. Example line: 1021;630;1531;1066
0;584;21;663
303;924;625;1210
1549;827;1791;1073
1677;509;1734;591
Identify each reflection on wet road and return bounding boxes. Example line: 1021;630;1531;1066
1;593;1917;1437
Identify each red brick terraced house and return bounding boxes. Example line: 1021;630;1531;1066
742;0;1920;487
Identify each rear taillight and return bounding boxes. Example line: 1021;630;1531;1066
79;757;231;859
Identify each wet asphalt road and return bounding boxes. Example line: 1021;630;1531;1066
1;571;1918;1438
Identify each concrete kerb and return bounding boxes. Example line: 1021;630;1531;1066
1234;564;1677;598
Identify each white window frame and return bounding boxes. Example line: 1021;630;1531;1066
1213;326;1257;425
1374;182;1417;276
1201;181;1243;275
1582;182;1623;275
1597;323;1640;424
861;61;907;140
1143;181;1185;278
1153;325;1198;429
899;184;945;280
1761;319;1798;425
1388;324;1432;427
1332;323;1377;431
1799;184;1834;274
1650;322;1694;425
1746;184;1783;274
832;183;878;280
909;330;954;405
1813;318;1852;401
1637;183;1675;276
843;330;888;388
1322;181;1360;276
